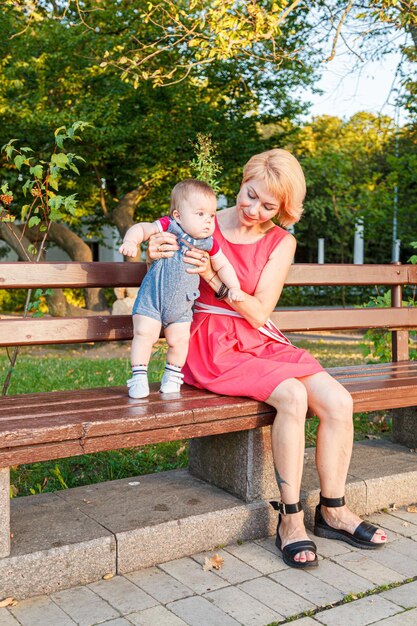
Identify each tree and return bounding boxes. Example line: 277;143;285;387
1;0;316;303
291;112;417;264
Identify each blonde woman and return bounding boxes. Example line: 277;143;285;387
148;149;387;568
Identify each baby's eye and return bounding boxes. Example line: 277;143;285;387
197;212;204;216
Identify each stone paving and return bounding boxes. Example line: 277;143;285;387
1;508;417;626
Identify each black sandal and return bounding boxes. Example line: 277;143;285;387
270;501;318;569
314;494;386;550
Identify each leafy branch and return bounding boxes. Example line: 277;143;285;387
1;121;91;395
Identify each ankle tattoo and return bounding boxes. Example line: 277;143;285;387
275;468;290;493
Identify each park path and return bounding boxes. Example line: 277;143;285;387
2;507;417;626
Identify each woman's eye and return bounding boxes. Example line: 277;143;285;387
248;192;256;199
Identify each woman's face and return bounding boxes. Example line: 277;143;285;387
236;179;280;226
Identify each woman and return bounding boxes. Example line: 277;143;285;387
148;149;387;568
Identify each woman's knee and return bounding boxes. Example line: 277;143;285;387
267;378;308;417
320;384;353;424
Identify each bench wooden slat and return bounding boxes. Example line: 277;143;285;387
2;307;417;346
1;360;416;468
0;262;147;288
1;262;414;288
0;385;214;417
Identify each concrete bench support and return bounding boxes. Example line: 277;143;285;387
0;468;10;558
391;407;417;448
189;427;279;503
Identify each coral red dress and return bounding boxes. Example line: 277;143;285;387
182;219;324;401
183;222;323;401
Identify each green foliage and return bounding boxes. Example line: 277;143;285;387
27;288;53;317
360;289;417;362
1;122;90;257
190;133;222;192
291;113;417;264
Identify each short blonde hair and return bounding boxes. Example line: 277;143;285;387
242;149;306;227
170;179;216;216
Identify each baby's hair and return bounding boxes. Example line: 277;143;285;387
170;179;216;216
242;149;306;227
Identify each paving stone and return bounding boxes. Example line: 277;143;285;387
383;536;417;561
332;550;403;585
128;605;188;625
238;576;314;618
373;607;417;625
159;557;228;595
204;585;279;626
366;544;417;578
100;617;132;626
51;586;119;625
192;549;262;584
9;595;77;626
308;560;373;594
314;595;401;626
88;575;157;614
306;533;354;558
225;540;287;574
269;568;345;606
125;567;194;604
289;619;321;625
366;512;417;539
0;609;20;626
167;596;240;625
380;580;417;608
389;508;417;526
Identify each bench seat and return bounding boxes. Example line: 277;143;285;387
2;361;417;469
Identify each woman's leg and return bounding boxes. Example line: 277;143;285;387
301;371;386;544
267;378;316;564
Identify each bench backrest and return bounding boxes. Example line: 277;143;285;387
1;262;416;361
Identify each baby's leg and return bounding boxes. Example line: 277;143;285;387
164;321;191;368
160;322;191;393
128;315;161;399
131;314;161;366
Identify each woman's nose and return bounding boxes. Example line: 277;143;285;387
248;200;260;215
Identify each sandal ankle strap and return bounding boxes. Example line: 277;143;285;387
319;493;345;508
270;500;302;515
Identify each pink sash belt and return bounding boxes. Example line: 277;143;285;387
193;302;292;346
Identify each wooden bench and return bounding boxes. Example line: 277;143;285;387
1;261;417;559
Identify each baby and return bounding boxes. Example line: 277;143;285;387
119;179;244;398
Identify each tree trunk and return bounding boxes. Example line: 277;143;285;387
46;223;108;313
0;223;37;261
111;185;154;262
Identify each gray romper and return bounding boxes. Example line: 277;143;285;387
132;217;220;327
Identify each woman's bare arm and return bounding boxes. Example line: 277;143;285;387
200;233;296;328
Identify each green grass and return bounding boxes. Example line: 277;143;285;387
2;337;390;497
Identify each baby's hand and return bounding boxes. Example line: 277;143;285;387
119;241;138;257
227;287;245;302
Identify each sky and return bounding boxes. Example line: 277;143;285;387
304;49;407;124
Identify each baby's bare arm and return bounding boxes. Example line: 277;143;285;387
211;252;244;301
119;223;159;257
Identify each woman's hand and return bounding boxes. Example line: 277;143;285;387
184;248;213;277
147;232;179;261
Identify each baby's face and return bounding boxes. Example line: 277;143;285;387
173;192;217;239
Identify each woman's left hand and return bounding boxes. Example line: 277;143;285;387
183;248;212;278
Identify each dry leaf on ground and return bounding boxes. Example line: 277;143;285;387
0;598;15;608
203;554;224;571
102;573;114;580
407;505;417;513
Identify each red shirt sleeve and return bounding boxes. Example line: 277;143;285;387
155;215;171;232
209;237;221;257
